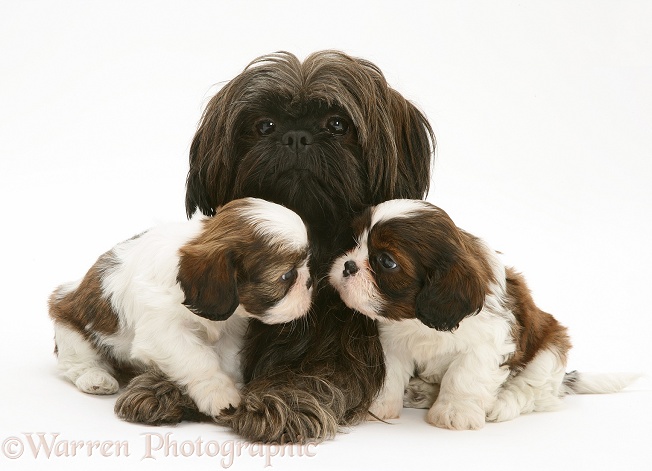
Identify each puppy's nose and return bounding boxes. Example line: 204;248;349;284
282;130;313;152
343;260;359;277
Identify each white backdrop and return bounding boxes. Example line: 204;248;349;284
1;1;650;470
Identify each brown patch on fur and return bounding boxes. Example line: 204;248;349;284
503;267;572;370
48;250;120;338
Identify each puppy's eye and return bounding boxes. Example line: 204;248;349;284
377;253;398;271
256;119;276;136
326;116;349;135
280;268;298;283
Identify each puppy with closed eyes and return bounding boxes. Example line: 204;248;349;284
330;199;638;429
49;198;312;418
117;50;435;442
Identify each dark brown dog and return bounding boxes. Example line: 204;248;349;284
115;50;435;442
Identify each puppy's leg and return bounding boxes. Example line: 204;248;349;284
369;350;411;420
53;323;119;395
487;347;566;422
131;313;240;417
427;350;509;430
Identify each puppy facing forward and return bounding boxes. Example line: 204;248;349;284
330;199;638;430
49;197;312;418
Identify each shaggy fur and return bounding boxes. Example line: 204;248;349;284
115;367;208;425
115;50;435;442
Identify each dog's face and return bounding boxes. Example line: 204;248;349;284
178;198;313;324
329;200;487;331
185;51;435;240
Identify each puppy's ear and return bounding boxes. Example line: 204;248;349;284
177;247;239;321
415;254;485;331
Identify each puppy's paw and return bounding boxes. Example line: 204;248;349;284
486;394;520;423
369;395;403;420
190;377;241;417
403;377;440;409
426;399;485;430
75;368;119;395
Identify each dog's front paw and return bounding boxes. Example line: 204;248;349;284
426;399;485;430
115;369;196;425
369;394;403;420
190;377;241;417
403;377;440;409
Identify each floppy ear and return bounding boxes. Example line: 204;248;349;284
388;91;436;200
415;255;485;332
364;88;435;204
185;89;236;219
177;248;239;321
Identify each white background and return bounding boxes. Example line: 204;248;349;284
1;1;651;470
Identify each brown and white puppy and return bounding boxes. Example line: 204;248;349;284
49;198;312;418
119;50;435;442
330;199;638;429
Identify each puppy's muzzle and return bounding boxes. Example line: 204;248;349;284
343;260;359;277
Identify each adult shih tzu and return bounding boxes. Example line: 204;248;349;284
49;198;313;419
330;199;638;429
115;50;435;441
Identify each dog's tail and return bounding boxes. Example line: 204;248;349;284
561;370;641;395
215;372;357;443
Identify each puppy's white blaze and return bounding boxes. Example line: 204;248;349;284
329;250;385;320
241;198;308;250
371;199;433;227
265;261;313;324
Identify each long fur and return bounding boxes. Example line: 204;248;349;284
116;50;435;442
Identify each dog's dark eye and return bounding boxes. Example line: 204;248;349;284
280;268;298;284
326;116;349;135
256;119;276;136
377;253;398;271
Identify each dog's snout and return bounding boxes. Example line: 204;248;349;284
343;260;359;277
282;130;313;152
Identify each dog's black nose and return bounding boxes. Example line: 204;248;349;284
343;260;359;277
282;130;313;153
